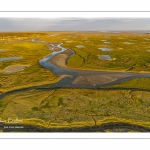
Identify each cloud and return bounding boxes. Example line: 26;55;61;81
0;17;150;31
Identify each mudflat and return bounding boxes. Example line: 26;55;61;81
49;49;74;68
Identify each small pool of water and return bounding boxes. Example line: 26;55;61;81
104;42;111;44
76;45;85;48
147;50;150;52
123;42;132;44
101;40;107;41
51;34;58;36
0;49;7;52
99;55;112;60
0;57;22;62
98;48;112;51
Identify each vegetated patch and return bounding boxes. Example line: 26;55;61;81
103;78;150;90
99;55;112;61
82;37;88;40
66;41;73;43
1;65;28;74
126;64;136;71
2;88;150;130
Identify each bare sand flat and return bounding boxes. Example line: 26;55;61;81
66;41;73;43
58;74;73;80
49;49;73;68
1;65;28;74
72;74;129;85
48;48;130;86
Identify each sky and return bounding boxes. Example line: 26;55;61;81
0;18;150;32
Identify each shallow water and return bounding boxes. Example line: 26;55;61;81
123;42;131;44
39;43;78;84
51;34;58;36
147;50;150;52
99;55;112;60
0;57;22;62
0;49;7;52
104;42;111;44
98;48;112;51
76;45;85;48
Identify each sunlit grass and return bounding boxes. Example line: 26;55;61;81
0;41;57;92
101;78;150;90
38;32;150;72
1;32;150;130
1;88;150;128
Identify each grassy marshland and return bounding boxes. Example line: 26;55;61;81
1;32;150;131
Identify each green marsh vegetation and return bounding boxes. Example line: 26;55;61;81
1;32;150;130
1;88;150;129
101;78;150;90
0;33;58;92
38;32;150;72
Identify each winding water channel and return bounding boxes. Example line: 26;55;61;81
1;42;150;99
1;41;150;132
39;42;150;88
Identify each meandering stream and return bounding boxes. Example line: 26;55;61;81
1;41;150;98
1;41;150;132
39;42;150;88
